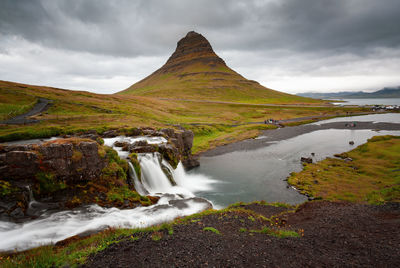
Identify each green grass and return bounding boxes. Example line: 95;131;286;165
203;227;221;235
288;135;400;204
0;225;170;267
249;227;300;238
0;88;37;120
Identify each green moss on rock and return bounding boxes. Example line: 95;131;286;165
35;172;67;195
0;180;17;197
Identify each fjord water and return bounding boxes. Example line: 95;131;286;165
332;98;400;106
191;125;400;207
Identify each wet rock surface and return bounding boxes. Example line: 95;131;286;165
85;201;400;267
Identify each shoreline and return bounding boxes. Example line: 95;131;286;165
201;120;400;157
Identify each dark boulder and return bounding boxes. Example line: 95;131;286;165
182;157;200;170
158;144;180;168
301;157;313;164
102;130;118;138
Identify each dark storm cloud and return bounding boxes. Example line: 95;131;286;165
0;0;399;93
1;0;399;56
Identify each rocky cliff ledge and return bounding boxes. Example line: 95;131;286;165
102;127;199;169
0;127;198;222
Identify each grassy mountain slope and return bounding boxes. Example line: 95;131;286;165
120;31;320;104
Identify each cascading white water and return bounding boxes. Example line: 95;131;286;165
128;162;148;196
0;136;217;252
139;153;175;193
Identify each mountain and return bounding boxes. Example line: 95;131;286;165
297;86;400;99
119;31;319;104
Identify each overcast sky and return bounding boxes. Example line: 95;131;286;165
1;0;399;94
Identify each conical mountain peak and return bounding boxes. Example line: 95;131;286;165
160;31;226;73
121;32;308;105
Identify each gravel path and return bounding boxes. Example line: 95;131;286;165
1;98;51;124
85;201;400;267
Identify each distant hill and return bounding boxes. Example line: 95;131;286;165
119;31;320;104
298;87;400;99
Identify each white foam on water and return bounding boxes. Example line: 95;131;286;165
0;198;210;252
103;136;167;147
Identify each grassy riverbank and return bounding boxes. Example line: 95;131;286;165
288;135;400;203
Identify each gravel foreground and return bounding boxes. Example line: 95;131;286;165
84;201;400;267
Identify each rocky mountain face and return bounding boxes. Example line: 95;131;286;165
155;31;227;74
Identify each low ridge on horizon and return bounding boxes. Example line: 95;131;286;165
119;31;318;104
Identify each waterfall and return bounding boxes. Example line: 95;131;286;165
26;185;35;204
128;162;148;196
0;135;217;253
136;153;194;197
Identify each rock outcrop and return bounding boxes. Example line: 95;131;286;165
114;127;199;169
0;137;155;222
0;138;106;183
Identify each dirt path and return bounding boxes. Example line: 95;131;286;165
1;98;51;125
85;201;400;267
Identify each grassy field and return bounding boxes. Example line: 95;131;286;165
288;135;400;204
0;87;37;120
0;80;370;151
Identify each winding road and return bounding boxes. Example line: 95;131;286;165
1;98;52;125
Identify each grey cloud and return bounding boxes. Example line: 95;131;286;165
0;0;399;93
1;0;399;57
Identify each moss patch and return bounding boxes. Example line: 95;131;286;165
34;172;66;195
0;180;17;197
